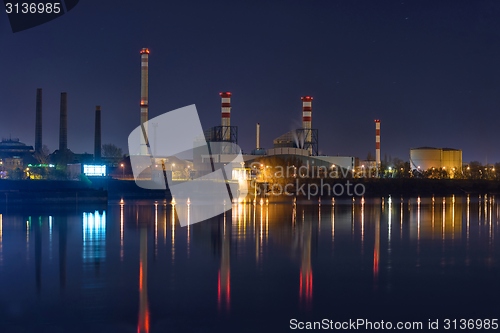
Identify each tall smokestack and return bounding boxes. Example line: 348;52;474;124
256;123;260;150
220;92;231;141
59;92;67;152
301;96;313;155
140;48;149;155
94;106;101;161
375;119;381;176
35;88;42;153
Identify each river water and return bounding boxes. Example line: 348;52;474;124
0;195;499;332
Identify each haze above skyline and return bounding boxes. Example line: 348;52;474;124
1;0;500;163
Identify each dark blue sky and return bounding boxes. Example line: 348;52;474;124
2;0;500;163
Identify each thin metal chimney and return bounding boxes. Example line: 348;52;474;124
256;123;260;150
35;88;42;153
59;92;67;152
94;106;101;161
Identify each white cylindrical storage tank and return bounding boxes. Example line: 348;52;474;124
410;147;442;171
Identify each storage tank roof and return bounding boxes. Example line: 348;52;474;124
411;147;440;150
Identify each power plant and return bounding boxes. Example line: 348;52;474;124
195;92;354;176
0;47;471;182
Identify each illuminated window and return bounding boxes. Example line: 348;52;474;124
83;164;106;176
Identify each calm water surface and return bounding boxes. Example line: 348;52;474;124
0;195;499;332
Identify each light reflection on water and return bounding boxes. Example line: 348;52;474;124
0;195;499;332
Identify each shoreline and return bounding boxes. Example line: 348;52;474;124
2;178;499;205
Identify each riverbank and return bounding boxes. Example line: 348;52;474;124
256;178;500;198
0;179;107;205
3;178;499;205
348;178;500;197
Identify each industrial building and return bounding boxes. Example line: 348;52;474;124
186;88;356;180
0;138;36;176
410;147;462;177
6;48;393;182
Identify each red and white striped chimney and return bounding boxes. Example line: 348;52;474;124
301;96;313;155
140;48;150;155
220;92;231;140
375;119;381;176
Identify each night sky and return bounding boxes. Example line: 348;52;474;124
2;0;500;163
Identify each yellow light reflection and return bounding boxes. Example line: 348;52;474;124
442;197;445;240
489;196;493;243
400;201;403;239
432;196;435;237
318;200;321;235
292;198;297;226
331;202;335;244
479;195;482;223
260;203;264;247
484;194;488;223
417;197;420;242
361;198;365;251
187;199;191;257
452;195;455;241
171;204;175;262
466;194;470;241
265;202;269;242
388;197;392;243
351;199;354;236
120;202;124;261
154;202;158;257
163;203;167;245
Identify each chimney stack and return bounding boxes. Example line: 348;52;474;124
35;88;42;153
59;92;67;152
375;119;381;177
140;48;149;155
256;123;260;150
94;106;101;161
301;96;313;155
220;92;231;141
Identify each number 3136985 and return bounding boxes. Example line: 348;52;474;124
443;319;498;330
5;3;61;14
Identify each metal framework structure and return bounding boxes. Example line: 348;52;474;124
204;125;239;154
204;125;238;143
